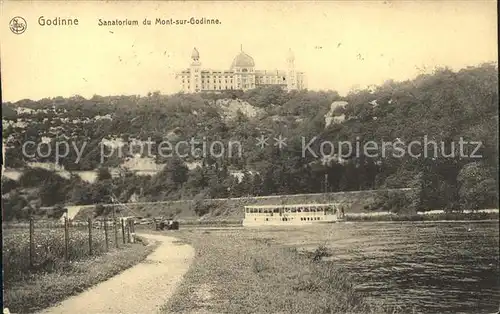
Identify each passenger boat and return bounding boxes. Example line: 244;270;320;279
242;203;346;227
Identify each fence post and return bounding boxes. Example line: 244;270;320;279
121;218;126;244
126;219;131;243
104;217;109;252
29;217;35;268
113;206;118;248
64;216;69;261
129;219;135;243
88;217;93;255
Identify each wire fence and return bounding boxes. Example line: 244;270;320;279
3;216;137;283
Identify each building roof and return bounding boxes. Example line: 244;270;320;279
245;203;341;208
255;70;287;76
231;51;255;68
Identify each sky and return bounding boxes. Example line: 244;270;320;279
1;1;498;102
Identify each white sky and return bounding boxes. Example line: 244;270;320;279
1;1;497;102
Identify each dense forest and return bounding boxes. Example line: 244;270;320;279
2;63;498;220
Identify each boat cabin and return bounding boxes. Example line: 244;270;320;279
243;203;345;226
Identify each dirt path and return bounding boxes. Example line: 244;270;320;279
39;233;195;314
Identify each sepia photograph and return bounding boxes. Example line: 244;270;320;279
1;1;499;313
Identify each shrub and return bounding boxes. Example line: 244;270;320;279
1;177;19;194
193;200;213;216
94;204;110;217
311;245;331;262
48;204;66;219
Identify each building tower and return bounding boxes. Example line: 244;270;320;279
189;47;202;93
286;48;297;91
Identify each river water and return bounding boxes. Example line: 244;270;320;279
248;220;499;313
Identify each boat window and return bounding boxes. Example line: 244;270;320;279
291;208;297;213
273;208;280;213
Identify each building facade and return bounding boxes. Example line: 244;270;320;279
175;47;306;93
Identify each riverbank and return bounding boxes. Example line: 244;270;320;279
135;211;498;229
2;236;158;313
161;229;398;314
345;211;499;222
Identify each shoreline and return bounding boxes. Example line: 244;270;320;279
3;211;498;230
171;212;499;227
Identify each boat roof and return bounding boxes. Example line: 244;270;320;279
244;203;341;209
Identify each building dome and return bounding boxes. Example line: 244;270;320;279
191;47;199;60
231;51;255;68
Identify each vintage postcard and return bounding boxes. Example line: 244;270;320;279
1;1;499;313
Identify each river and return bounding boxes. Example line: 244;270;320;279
250;220;499;313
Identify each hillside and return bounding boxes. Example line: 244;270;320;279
2;64;498;221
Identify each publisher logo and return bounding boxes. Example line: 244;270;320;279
9;16;27;34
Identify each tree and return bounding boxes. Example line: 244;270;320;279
1;177;19;194
457;162;497;210
97;167;112;181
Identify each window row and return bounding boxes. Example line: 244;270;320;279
246;207;336;213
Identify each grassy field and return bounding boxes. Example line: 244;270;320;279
3;224;132;283
2;228;158;313
160;228;400;314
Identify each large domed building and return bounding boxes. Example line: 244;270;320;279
175;46;306;93
231;51;255;69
